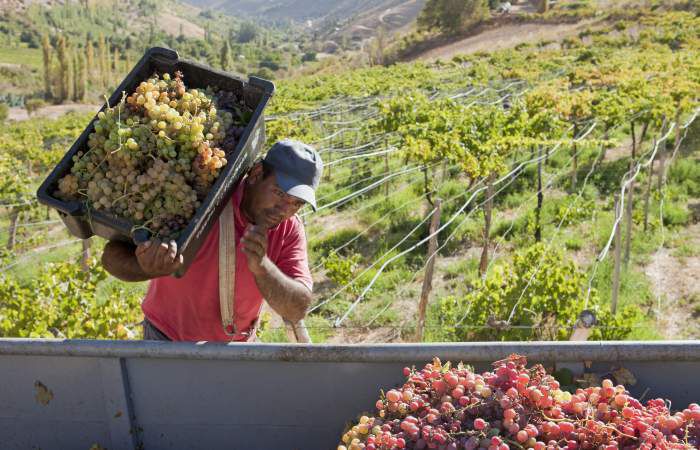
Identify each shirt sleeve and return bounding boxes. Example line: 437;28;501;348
274;216;313;291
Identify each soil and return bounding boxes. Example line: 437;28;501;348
157;12;205;39
644;223;700;339
8;103;99;121
415;19;600;61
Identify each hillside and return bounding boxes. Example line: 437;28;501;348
183;0;409;23
183;0;425;47
0;0;309;100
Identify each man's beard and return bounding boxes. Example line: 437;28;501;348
256;209;284;229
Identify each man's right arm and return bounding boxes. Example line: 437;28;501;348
102;240;183;282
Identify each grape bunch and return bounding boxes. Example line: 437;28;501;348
338;355;699;450
56;72;250;239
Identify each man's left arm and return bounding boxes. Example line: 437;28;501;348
241;225;312;323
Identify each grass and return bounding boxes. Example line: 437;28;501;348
442;257;479;281
671;240;699;258
591;258;663;339
564;234;585;251
0;46;43;70
7;240;83;282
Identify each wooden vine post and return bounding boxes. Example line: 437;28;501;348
624;120;649;264
416;198;442;342
384;136;390;200
611;194;622;315
479;176;494;276
668;111;683;167
643;117;666;230
80;238;91;272
656;116;674;192
623;122;637;267
571;123;578;189
658;110;681;192
7;208;19;250
535;146;543;242
321;112;331;182
643;137;656;232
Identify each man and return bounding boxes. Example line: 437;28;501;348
101;140;322;341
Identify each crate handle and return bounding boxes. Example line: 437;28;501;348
146;47;179;61
131;228;151;245
248;77;275;96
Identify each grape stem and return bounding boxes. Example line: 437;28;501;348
504;438;525;449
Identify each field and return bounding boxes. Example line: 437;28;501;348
0;1;698;344
0;46;43;70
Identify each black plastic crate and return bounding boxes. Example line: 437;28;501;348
36;47;274;276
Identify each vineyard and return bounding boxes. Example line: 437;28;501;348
0;2;699;344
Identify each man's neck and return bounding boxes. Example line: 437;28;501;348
240;180;257;225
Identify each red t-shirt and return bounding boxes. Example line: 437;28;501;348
141;179;313;341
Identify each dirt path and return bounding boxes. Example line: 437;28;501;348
8;103;99;121
604;138;633;163
644;222;700;339
418;19;599;61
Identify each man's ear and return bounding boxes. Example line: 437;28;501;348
248;162;264;184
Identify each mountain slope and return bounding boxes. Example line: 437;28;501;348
183;0;383;22
183;0;425;49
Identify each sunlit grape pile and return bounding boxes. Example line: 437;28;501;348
56;71;250;239
338;356;699;450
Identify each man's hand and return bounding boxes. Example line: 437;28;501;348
240;225;269;275
241;224;312;323
135;239;183;278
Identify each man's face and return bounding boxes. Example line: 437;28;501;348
246;164;306;228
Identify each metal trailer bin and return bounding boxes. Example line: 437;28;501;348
0;340;698;450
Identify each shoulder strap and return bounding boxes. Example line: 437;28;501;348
219;200;237;336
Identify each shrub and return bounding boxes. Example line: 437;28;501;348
0;102;8;123
662;202;690;227
24;98;46;116
427;243;641;342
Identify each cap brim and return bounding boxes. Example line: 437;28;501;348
275;170;317;211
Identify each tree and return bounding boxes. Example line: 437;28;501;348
56;35;69;102
417;0;441;30
220;40;232;71
86;38;95;84
0;103;8;123
67;46;75;102
372;26;387;66
97;34;107;88
77;52;88;102
301;51;317;63
72;51;80;102
417;0;488;34
124;51;133;74
112;46;120;76
24;98;46;116
41;35;53;100
237;22;257;43
104;39;111;86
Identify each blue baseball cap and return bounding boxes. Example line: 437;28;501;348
263;140;323;210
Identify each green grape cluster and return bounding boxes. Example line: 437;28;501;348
56;72;249;239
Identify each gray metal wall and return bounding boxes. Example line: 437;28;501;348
1;340;698;450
